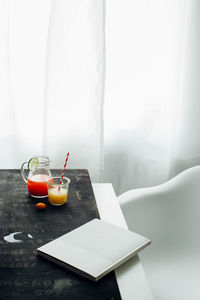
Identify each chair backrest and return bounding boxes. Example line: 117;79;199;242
118;166;200;250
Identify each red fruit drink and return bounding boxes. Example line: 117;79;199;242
27;174;51;197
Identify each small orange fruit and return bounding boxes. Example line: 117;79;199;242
36;202;46;210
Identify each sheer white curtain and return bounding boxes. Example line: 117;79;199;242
104;0;200;194
1;0;104;181
1;0;200;195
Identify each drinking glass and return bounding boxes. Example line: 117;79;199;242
47;177;70;206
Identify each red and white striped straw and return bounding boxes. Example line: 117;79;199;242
58;153;69;191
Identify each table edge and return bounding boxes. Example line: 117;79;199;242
92;183;154;300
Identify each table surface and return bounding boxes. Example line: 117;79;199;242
0;169;121;300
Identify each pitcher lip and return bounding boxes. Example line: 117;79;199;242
30;155;50;165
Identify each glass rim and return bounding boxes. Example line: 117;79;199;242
47;176;70;186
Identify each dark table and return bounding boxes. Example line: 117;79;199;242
0;169;121;300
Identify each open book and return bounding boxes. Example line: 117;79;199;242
37;219;151;281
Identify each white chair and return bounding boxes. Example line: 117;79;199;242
118;166;200;300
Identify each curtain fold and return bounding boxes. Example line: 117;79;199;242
171;0;200;176
43;0;105;181
0;0;16;167
4;0;51;165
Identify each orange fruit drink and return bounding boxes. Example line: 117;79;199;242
27;174;52;197
48;187;68;205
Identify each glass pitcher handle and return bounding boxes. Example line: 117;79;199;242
21;162;28;183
